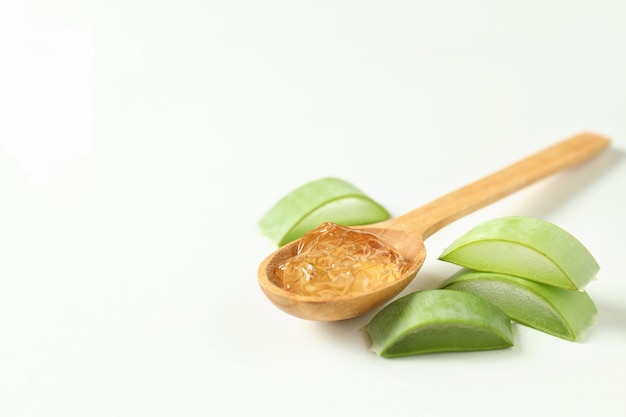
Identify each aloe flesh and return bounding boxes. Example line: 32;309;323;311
259;177;390;246
438;216;599;290
442;270;598;341
364;289;514;358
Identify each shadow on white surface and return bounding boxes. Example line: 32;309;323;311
512;145;624;219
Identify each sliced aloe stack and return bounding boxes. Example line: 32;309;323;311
441;269;598;341
438;216;599;290
259;177;390;246
364;289;513;357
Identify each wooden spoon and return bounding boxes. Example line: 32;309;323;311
257;132;611;321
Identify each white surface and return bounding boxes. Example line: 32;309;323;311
2;1;626;416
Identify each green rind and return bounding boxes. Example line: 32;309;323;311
259;177;390;246
279;196;390;246
441;270;598;341
438;216;599;290
364;289;513;358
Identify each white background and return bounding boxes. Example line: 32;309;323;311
2;1;625;416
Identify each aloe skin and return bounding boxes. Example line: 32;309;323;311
438;216;599;290
442;270;597;341
364;290;514;357
259;177;390;246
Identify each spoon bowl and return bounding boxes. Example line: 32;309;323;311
258;132;611;321
258;226;426;321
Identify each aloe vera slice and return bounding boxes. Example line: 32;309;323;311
438;216;599;290
364;289;513;357
441;269;597;341
259;177;390;246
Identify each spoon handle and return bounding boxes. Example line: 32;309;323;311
392;132;610;239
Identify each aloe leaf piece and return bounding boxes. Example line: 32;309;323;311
441;269;598;341
364;289;513;357
259;177;390;246
438;216;599;290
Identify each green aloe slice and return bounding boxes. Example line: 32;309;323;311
441;269;598;341
259;177;390;246
364;289;513;357
438;216;599;290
